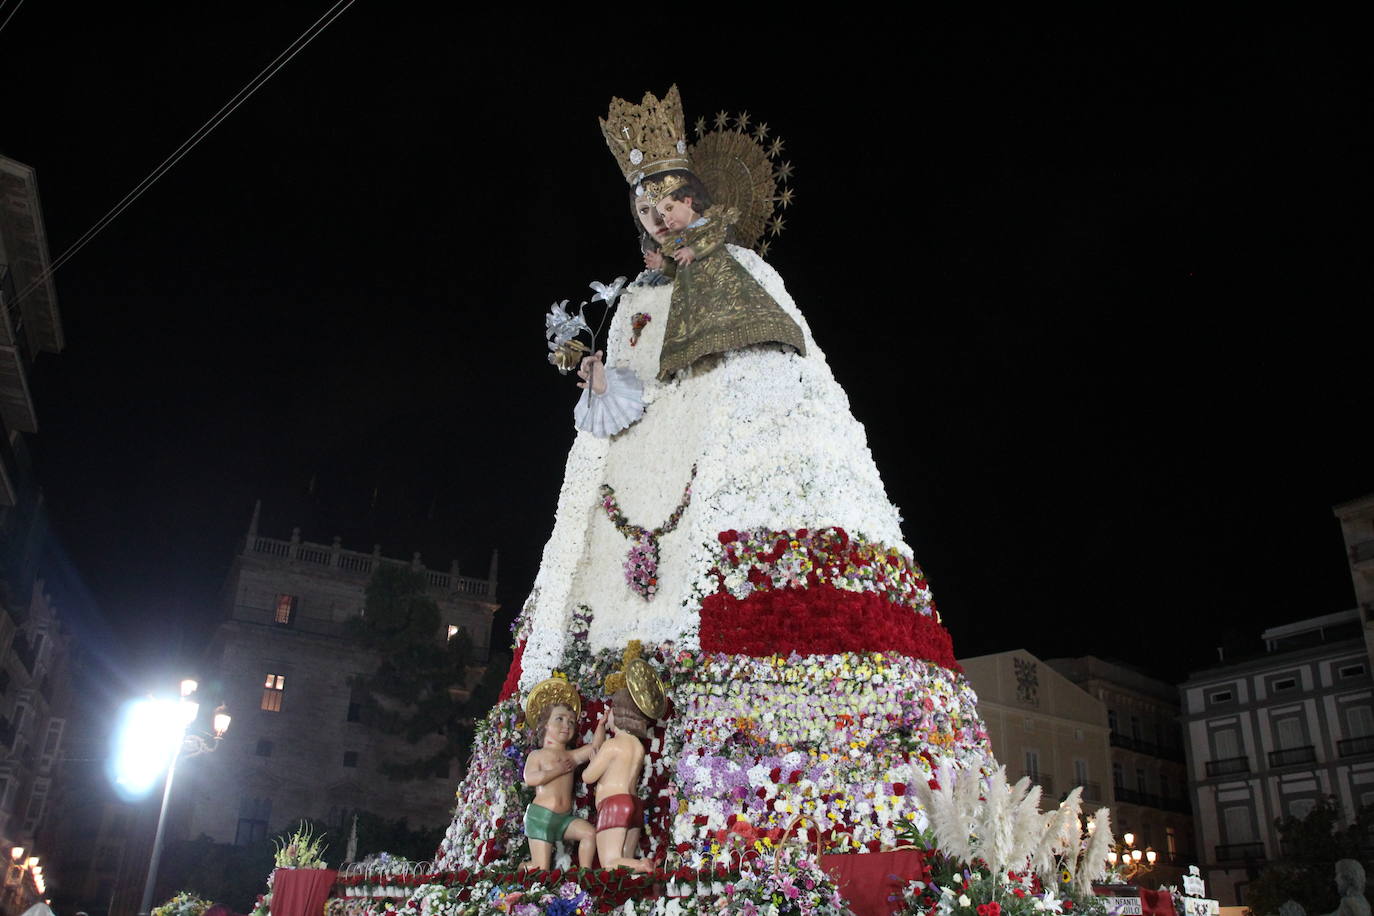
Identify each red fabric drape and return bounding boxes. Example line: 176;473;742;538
270;868;337;916
1141;887;1178;916
819;850;927;916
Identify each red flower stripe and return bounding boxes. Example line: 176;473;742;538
699;583;959;671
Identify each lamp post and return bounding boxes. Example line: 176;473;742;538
125;679;231;916
1106;831;1158;883
2;847;45;912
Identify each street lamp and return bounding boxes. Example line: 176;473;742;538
1106;831;1158;882
2;850;43;912
112;680;231;916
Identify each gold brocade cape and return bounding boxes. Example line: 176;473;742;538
657;208;806;380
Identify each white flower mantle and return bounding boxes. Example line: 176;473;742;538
520;249;909;689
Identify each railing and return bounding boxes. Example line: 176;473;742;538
1214;842;1264;863
247;534;494;597
1112;786;1192;813
1021;772;1052;794
1079;781;1103;803
1205;756;1250;777
1339;735;1374;758
1109;731;1186;761
1268;745;1317;767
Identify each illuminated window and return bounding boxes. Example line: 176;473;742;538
1166;826;1178;861
275;594;297;625
261;673;286;712
447;624;460;641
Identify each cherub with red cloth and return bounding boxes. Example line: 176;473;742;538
584;645;663;872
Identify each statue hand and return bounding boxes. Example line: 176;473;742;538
673;246;696;266
644;250;664;270
577;351;607;396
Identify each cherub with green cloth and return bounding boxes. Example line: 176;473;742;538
520;676;605;871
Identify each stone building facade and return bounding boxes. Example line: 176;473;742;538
1;152;68;914
1179;608;1374;907
174;507;500;845
1047;655;1196;889
958;649;1114;809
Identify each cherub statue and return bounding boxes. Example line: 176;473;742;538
583;643;666;872
520;676;604;871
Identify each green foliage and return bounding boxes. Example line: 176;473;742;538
348;564;505;780
1246;797;1373;916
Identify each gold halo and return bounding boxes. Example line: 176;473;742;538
690;129;778;251
525;676;581;726
625;657;667;719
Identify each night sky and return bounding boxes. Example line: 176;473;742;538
1;10;1366;690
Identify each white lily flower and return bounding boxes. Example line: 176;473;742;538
544;300;590;345
589;276;628;306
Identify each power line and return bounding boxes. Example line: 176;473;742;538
0;0;26;36
9;0;358;310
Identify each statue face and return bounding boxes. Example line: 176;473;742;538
656;196;696;232
544;704;576;747
635;197;668;242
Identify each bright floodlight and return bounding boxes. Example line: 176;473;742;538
110;698;186;799
9;846;22;861
180;678;198;697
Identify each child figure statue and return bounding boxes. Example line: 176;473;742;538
520;677;604;871
583;647;665;872
640;170;805;380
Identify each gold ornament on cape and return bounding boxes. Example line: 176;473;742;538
600;85;690;185
525;673;581;725
603;641;667;719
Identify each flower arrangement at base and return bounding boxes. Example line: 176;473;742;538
895;764;1115;916
275;821;330;868
439;598;992;873
151;891;213;916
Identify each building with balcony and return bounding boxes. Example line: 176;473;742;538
959;649;1114;809
1047;656;1196;890
171;505;501;846
0;153;68;914
1179;608;1373;908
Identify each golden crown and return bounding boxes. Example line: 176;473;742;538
600;85;691;185
638;173;690;205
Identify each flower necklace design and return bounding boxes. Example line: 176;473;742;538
600;465;697;600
